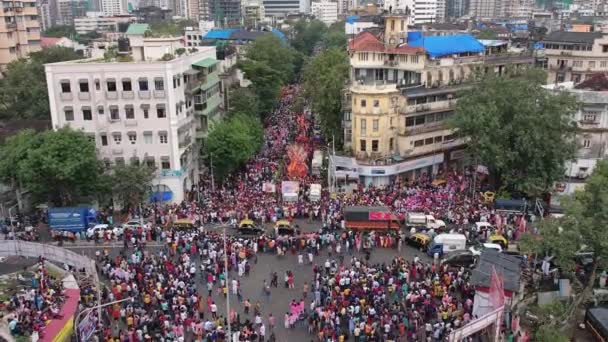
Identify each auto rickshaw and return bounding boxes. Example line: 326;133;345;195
488;234;508;249
275;219;296;236
173;219;195;230
238;219;264;236
406;233;431;251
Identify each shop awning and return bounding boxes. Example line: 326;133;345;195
193;58;218;68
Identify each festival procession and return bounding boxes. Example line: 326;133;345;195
0;82;548;342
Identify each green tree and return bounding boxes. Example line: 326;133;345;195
108;164;155;210
303;48;349;146
239;60;283;117
206;114;264;179
476;29;498;40
245;34;296;83
0;47;82;120
228;87;259;117
323;30;347;50
519;160;608;336
452;69;578;196
291;19;328;55
0;128;102;206
43;25;77;38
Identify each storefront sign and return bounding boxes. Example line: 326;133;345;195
160;170;183;177
450;149;466;160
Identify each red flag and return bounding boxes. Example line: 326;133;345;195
489;266;505;309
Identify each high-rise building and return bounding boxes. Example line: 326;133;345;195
37;0;53;31
262;0;301;17
0;0;41;71
468;0;500;19
101;0;128;15
446;0;467;19
45;40;222;203
208;0;241;26
435;0;445;21
311;0;337;25
382;0;438;25
55;0;89;25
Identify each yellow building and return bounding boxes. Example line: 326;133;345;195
335;13;533;187
0;0;41;71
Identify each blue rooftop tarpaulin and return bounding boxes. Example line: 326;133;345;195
149;191;173;202
346;15;360;24
203;29;238;40
271;28;286;41
408;34;485;58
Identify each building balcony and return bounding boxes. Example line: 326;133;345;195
401;99;456;115
194;95;222;117
178;136;192;148
60;92;73;101
112;148;123;155
23;6;37;15
548;64;572;71
400;121;448;136
121;91;134;99
138;90;150;99
124;119;137;127
196;129;208;139
106;91;118;100
78;92;90;100
153;90;166;98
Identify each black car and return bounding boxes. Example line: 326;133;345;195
442;250;478;269
237;225;265;236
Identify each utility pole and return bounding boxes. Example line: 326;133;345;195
75;297;133;342
210;153;215;192
222;226;232;340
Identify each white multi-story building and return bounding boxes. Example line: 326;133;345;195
345;15;380;39
101;0;128;15
74;12;135;34
45;43;223;204
544;78;608;192
382;0;437;24
311;0;337;25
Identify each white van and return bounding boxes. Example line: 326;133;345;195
311;150;323;176
427;233;467;257
406;212;446;230
309;184;321;202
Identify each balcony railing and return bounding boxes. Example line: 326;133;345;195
178;136;192;148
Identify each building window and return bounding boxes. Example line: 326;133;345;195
107;80;117;92
144;132;153;144
373;119;379;132
145;157;155;169
82;108;92;120
589;61;596;68
389;138;394;150
95;79;100;91
373;100;379;107
125;106;134;119
360;99;366;107
360;139;366;151
583;139;591;148
98;106;104;115
583;113;597;122
573;60;583;67
60;81;71;93
161;160;171;170
406;117;414;127
115;158;125;166
414;140;424;147
425;137;434;145
113;133;121;145
371;140;379;152
79;81;89;92
159;133;168;144
139;79;149;91
64;108;74;121
128;133;136;144
103;159;111;169
434;136;443;143
143;108;149;119
601;61;607;68
157;107;166;118
110;107;119;120
154;79;164;91
360;118;366;137
100;134;108;146
122;79;132;91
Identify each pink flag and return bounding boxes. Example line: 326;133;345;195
489;266;505;309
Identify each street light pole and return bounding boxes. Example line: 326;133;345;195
222;226;232;340
74;297;133;342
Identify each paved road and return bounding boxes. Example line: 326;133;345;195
46;219;430;341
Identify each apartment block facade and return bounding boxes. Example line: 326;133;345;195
336;14;533;187
0;0;41;71
45;47;222;203
542;31;608;84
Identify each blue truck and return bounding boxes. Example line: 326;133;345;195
48;206;97;232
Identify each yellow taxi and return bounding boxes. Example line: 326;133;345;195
488;234;508;248
406;233;431;251
173;219;194;230
275;219;295;236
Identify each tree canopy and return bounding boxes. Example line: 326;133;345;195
107;164;155;210
0;128;102;206
519;160;608;338
0;47;82;120
228;87;260;118
303;48;350;146
291;19;328;56
452;69;578;196
206;114;264;179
